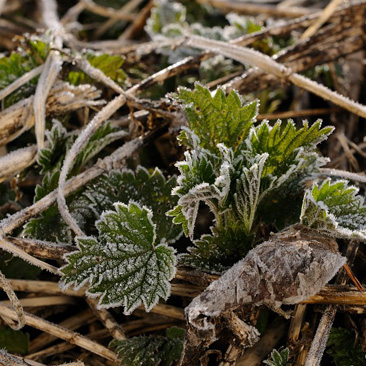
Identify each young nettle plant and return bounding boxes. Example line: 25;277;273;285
56;84;366;364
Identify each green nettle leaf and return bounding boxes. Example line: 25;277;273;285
300;179;366;240
111;327;185;366
233;153;268;234
178;84;258;153
168;136;231;239
68;54;126;86
245;119;333;179
60;202;176;313
327;328;366;366
71;167;181;242
263;348;289;366
37;121;69;175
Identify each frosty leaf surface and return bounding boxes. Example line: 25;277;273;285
178;84;258;153
111;327;184;366
60;202;176;313
263;348;289;366
71;167;181;243
234;153;268;233
37;121;69;175
300;179;366;240
245;119;333;178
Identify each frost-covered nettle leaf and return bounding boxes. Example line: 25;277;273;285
37;121;69;175
300;179;366;240
71;167;181;243
263;348;289;366
244;119;333;179
168;138;234;239
111;327;185;366
60;202;176;313
234;153;268;234
68;54;126;86
178;84;258;154
181;230;346;365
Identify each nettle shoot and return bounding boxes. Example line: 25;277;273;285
27;84;366;365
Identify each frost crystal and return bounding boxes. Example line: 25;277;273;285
60;202;176;314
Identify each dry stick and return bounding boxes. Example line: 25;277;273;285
304;307;337;366
318;168;366;184
257;107;341;120
0;350;45;366
288;304;307;343
60;1;85;25
27;317;177;360
7;237;74;260
34;0;63;151
184;36;366;118
0;146;37;183
86;298;127;340
301;0;344;40
0;296;77;307
0;65;44;102
81;0;135;21
29;309;94;353
57;93;127;236
0;137;142;235
6;278;366;306
196;0;315;18
94;0;144;38
337;133;360;172
119;0;154;41
0;269;25;330
0;236;58;274
0;305;117;362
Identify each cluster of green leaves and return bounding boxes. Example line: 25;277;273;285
0;39;49;107
168;83;332;272
263;348;289;366
327;328;366;366
110;327;185;366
